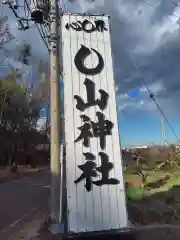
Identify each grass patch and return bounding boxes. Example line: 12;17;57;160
126;167;180;225
126;187;148;200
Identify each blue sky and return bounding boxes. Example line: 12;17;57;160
118;85;180;147
118;104;180;147
1;0;180;147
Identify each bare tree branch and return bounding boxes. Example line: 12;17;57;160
0;14;14;47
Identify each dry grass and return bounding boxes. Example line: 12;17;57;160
126;167;180;226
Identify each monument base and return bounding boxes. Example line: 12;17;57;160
46;217;65;234
66;228;136;240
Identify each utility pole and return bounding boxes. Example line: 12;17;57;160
161;119;167;146
49;0;61;224
3;0;63;229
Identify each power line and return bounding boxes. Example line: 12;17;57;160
43;24;50;38
124;47;180;143
23;0;50;51
40;23;49;42
6;1;25;30
167;0;180;9
2;0;50;51
119;0;180;143
35;24;49;52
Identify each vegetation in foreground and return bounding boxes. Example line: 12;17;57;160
124;145;180;225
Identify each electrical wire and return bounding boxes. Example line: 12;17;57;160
124;47;180;144
10;0;180;143
5;0;49;50
44;21;50;32
40;23;49;44
23;0;50;52
43;23;49;37
36;23;50;52
131;0;180;143
6;1;25;30
167;0;180;9
22;0;63;78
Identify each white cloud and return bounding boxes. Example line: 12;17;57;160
116;81;166;114
2;0;180;118
132;5;180;55
140;81;165;95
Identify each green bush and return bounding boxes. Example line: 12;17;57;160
126;187;147;200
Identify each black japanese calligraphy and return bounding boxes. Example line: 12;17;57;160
74;161;98;192
65;19;107;33
74;78;109;111
71;16;118;193
92;112;114;150
83;152;96;161
74;44;104;75
74;152;119;192
93;152;120;186
74;112;114;150
74;115;92;148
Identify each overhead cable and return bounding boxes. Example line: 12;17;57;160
124;47;180;143
24;0;50;51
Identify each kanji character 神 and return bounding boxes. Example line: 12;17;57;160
74;112;114;150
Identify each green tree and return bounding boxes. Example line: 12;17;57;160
0;71;42;171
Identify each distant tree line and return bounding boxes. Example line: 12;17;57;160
0;14;50;171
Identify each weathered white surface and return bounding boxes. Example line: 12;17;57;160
61;14;128;233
